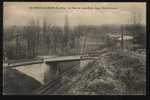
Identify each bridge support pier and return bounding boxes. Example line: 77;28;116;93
44;63;61;83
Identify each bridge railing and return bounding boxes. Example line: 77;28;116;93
3;54;99;69
3;59;43;68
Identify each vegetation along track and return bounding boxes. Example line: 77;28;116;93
34;48;110;95
52;60;98;95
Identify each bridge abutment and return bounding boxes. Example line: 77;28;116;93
44;63;61;83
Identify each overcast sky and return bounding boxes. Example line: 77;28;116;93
4;2;146;28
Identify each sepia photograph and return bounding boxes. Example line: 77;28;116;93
3;2;146;95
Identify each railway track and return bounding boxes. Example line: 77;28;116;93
34;48;110;95
51;50;111;95
52;60;98;95
33;63;80;95
34;60;98;95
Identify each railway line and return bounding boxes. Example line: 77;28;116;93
52;60;98;95
41;49;111;95
34;49;108;95
34;63;80;95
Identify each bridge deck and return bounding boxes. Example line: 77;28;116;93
44;55;81;63
4;55;98;68
44;55;98;63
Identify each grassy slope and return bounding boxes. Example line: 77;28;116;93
67;50;146;95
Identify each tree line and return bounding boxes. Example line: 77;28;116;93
3;21;82;60
3;21;146;61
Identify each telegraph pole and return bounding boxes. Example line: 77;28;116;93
121;25;124;50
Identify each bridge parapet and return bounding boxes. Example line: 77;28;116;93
4;55;98;69
4;59;43;68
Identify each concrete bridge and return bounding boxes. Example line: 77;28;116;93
4;55;98;68
3;55;97;85
3;49;110;94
